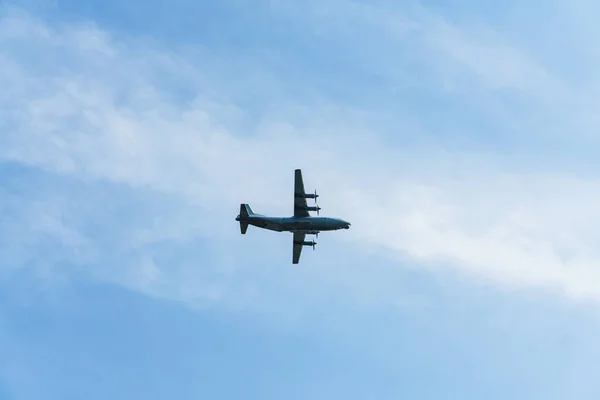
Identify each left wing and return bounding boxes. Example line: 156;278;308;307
292;232;306;264
294;169;310;218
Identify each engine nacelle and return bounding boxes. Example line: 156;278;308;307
304;206;321;212
296;190;319;200
293;239;317;249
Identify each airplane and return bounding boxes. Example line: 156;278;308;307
235;169;351;264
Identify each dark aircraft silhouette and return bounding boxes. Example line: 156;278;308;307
236;169;351;263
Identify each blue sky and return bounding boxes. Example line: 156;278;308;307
3;0;600;398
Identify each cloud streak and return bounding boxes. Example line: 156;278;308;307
3;3;600;309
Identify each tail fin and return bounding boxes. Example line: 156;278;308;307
239;204;254;218
239;204;254;234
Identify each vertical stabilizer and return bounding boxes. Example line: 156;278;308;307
240;203;254;217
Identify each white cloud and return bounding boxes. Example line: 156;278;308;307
3;4;600;307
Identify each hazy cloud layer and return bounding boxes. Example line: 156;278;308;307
3;2;600;309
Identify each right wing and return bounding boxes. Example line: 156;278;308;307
294;169;310;218
292;232;306;264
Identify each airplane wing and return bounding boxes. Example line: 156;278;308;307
294;169;310;218
292;232;306;264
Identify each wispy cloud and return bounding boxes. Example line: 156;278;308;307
3;2;600;310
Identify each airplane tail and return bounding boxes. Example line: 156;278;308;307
239;203;254;218
239;204;254;234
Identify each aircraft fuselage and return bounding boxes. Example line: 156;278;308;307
235;214;350;233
